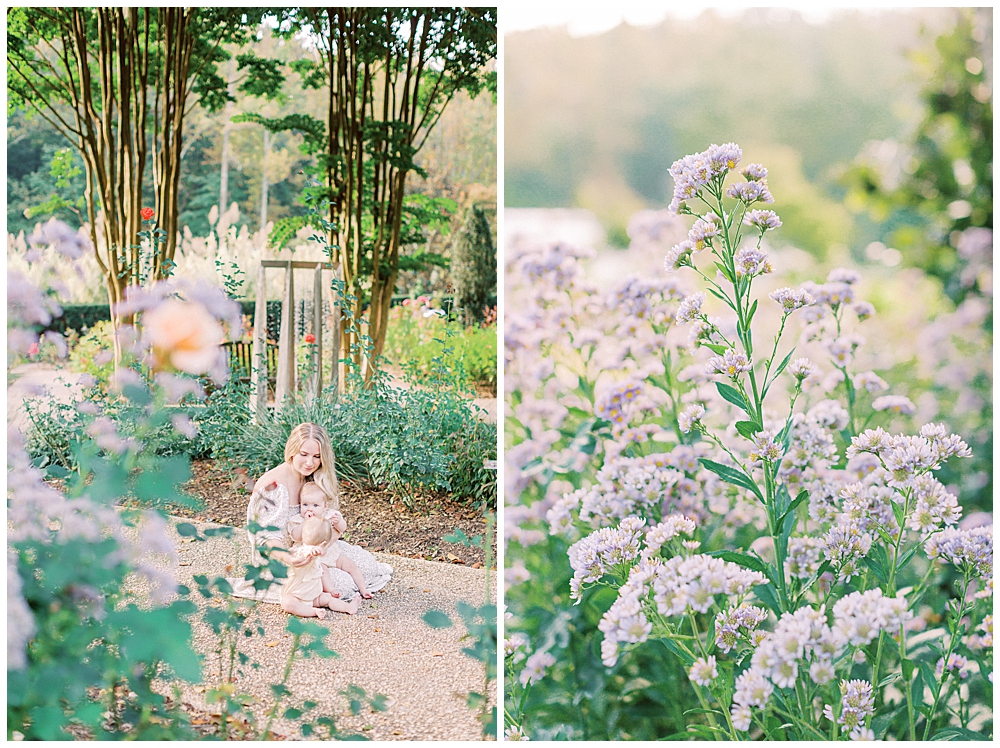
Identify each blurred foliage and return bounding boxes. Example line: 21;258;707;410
504;8;962;256
841;8;992;306
383;301;498;394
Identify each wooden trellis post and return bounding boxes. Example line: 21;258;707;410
249;260;341;420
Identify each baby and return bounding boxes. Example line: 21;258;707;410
279;516;360;617
289;482;372;600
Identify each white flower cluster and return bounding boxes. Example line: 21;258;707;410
847;424;971;488
925;525;993;580
519;650;557;687
785;536;824;580
568;517;646;600
554;447;717;531
599;560;659;666
688;655;719;686
821;481;897;582
822;679;875;737
769;287;814;314
642;514;697;561
832;589;912;648
714;603;769;652
779;400;845;510
730;591;910;731
653;554;767;618
598;554;766;668
676;292;706;323
667;142;744;213
708;349;752;379
907;473;962;536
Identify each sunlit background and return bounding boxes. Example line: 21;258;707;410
504;6;990;268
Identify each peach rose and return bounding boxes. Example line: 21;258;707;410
143;298;223;375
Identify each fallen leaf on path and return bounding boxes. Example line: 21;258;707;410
431;651;443;657
446;554;464;563
264;641;281;647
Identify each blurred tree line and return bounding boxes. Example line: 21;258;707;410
7;11;497;300
504;8;969;256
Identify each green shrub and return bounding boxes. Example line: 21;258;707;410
451;205;497;325
197;372;496;508
66;319;115;389
383;301;497;395
24;384;207;475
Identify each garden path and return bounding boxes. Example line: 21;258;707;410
7;362;86;435
8;366;496;739
139;516;496;740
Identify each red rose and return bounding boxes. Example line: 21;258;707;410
141;207;155;221
303;334;316;344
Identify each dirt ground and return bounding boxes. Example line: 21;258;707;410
170;460;494;568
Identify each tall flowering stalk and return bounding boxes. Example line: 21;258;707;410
503;144;992;741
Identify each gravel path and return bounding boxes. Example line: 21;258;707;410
148;517;496;741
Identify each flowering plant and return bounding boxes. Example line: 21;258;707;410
503;144;992;741
8;220;374;739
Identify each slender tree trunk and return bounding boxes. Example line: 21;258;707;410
219;55;236;236
259;128;270;245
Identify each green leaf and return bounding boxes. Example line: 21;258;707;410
931;727;990;740
443;528;471;546
659;635;695;665
703;343;729;355
862;554;888;585
714;262;734;283
747;299;758;325
778;490;809;526
699;457;764;501
897;545;919;573
735;420;761;439
715;382;752;415
708;549;769;576
871;706;904;740
771;349;794;380
423;610;453;629
901;658;916;681
754;583;782;615
877;672;900;688
875;525;894;546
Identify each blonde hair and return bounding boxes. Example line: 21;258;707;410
301;516;332;546
299;481;329;506
285;422;339;510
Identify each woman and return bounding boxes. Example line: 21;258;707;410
228;422;393;604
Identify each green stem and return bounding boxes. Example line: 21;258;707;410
900;624;916;741
921;573;973;740
263;632;300;739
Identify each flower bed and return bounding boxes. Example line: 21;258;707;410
503;144;992;741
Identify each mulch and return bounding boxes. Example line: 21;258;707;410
171;460;493;568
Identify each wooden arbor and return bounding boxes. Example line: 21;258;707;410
249;260;341;418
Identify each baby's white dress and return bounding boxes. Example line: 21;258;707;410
279;546;325;606
227;483;393;603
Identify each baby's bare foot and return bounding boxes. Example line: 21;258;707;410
359;589;372;599
346;596;360;615
315;608;327;620
331;590;341;598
